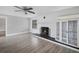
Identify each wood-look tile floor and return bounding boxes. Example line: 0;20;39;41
0;33;78;53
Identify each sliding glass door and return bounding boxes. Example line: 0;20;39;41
56;20;78;47
68;20;77;46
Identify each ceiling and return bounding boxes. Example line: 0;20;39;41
32;6;73;14
0;6;74;18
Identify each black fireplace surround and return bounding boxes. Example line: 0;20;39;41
40;27;49;37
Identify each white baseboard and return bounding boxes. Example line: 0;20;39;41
6;31;29;36
34;35;79;52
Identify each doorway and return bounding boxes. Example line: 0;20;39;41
0;16;6;37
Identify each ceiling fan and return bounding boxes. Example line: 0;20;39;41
14;6;35;14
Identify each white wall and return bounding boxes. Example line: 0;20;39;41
0;14;30;36
7;16;29;35
30;7;79;38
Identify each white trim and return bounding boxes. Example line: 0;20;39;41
77;21;79;47
5;16;7;37
34;35;79;52
6;31;29;36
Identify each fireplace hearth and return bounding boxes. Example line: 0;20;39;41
40;27;49;37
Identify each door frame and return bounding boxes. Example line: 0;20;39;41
0;16;7;37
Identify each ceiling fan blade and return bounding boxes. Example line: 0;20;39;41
15;10;23;12
28;11;35;14
14;6;23;9
22;6;33;10
27;8;33;10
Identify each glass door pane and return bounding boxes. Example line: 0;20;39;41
68;20;77;46
56;22;60;40
62;22;67;43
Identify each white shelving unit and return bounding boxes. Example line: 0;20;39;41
56;17;79;48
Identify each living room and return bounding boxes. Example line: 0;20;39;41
0;6;79;53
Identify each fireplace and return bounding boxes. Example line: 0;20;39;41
40;27;49;37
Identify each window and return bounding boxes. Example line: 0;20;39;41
32;20;37;29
